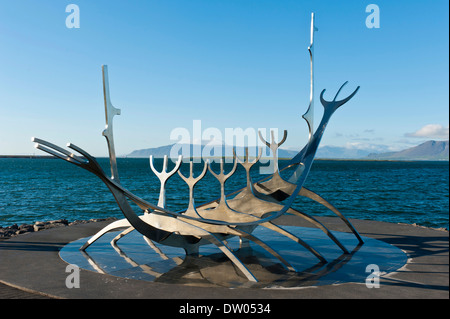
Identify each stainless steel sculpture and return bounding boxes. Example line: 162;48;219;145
32;13;363;282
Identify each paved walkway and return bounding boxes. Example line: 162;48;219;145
0;217;448;299
0;238;53;299
0;282;52;299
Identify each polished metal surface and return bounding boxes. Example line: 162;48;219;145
178;160;208;218
150;154;183;208
101;65;121;183
33;13;363;283
255;129;296;200
303;12;318;142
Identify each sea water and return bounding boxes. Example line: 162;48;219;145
0;158;448;229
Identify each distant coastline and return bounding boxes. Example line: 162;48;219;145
125;140;449;161
0;155;55;159
1;155;448;162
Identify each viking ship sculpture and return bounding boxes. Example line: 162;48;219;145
32;13;362;282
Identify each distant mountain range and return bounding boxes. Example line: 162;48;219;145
315;146;373;159
127;143;298;159
126;140;449;161
365;140;449;161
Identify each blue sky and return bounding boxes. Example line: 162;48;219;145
0;0;448;156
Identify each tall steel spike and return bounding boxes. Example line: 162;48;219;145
102;65;121;182
302;12;318;142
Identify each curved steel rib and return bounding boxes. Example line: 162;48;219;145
299;187;363;244
80;218;131;251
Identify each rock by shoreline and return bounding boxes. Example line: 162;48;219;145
0;217;118;239
399;222;448;232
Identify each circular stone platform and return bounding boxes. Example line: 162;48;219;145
0;216;448;299
59;226;406;289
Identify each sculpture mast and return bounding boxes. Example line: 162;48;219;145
302;12;318;142
102;65;121;183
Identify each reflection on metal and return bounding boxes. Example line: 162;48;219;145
33;13;363;283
